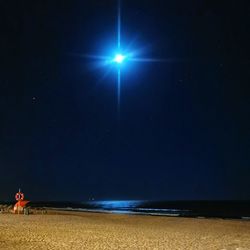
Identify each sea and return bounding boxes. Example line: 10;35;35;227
5;200;249;220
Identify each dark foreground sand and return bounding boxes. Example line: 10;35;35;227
0;211;250;249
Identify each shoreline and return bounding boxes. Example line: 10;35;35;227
2;200;250;219
2;202;250;220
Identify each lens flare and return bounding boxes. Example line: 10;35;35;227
73;0;172;114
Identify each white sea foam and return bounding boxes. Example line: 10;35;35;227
241;217;250;220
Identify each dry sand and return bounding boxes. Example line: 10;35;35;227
0;211;250;249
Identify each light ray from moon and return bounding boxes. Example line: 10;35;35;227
117;0;121;49
130;58;179;63
117;0;121;114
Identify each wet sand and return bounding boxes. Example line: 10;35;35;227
0;211;250;249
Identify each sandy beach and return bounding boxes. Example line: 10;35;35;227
0;211;250;250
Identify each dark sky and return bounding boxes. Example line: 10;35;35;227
1;0;250;201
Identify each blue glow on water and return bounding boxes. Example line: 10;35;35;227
90;200;142;210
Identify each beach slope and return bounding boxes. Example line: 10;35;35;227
0;211;250;249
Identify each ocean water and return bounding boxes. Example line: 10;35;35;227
14;200;250;219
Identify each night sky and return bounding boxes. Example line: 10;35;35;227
1;0;250;201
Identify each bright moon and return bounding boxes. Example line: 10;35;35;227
114;54;125;64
